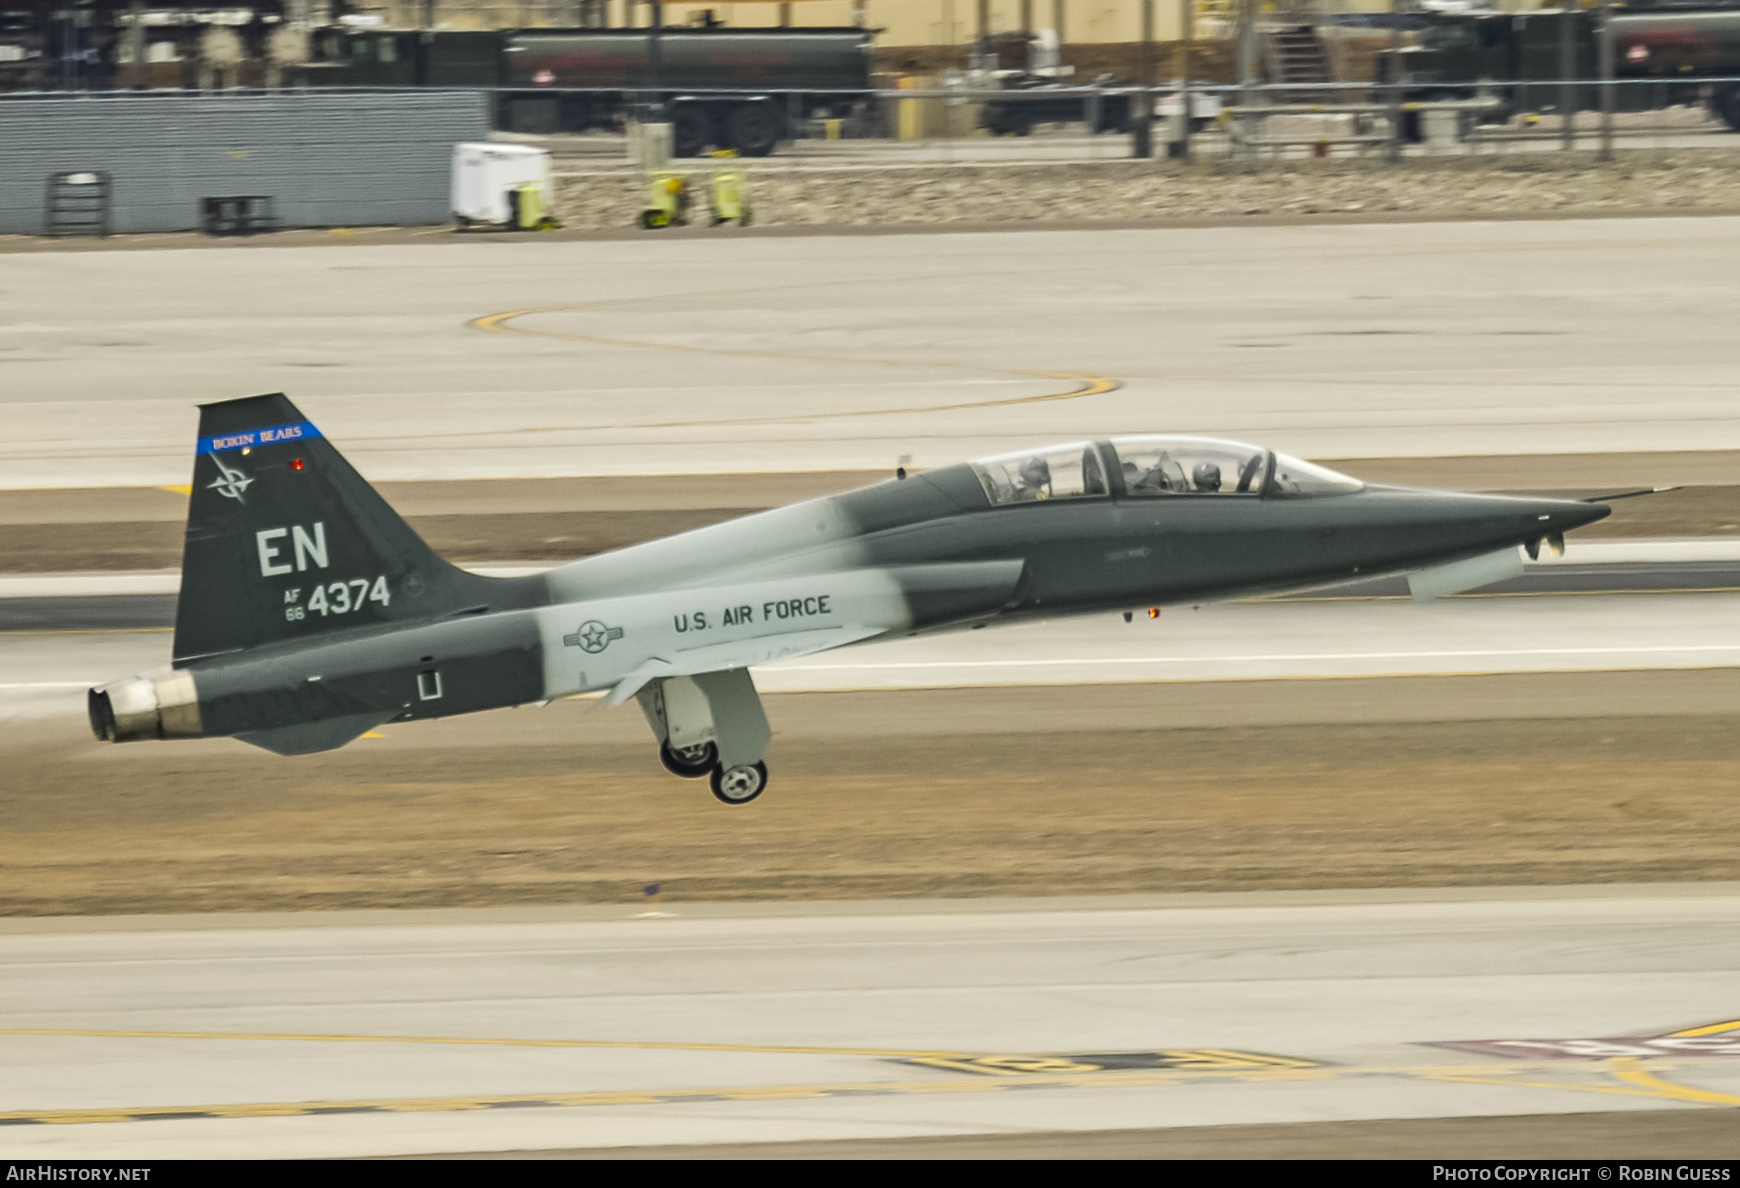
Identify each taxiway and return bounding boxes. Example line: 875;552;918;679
0;889;1735;1158
7;219;1740;487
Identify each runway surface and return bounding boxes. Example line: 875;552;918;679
0;888;1735;1158
8;218;1740;487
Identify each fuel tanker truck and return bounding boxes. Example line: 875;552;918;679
307;25;873;156
1381;4;1740;134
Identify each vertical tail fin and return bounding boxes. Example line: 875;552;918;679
173;393;539;663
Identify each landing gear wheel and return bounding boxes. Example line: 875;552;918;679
660;739;717;779
710;761;768;805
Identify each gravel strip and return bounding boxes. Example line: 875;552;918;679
552;149;1740;231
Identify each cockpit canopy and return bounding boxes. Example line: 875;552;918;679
969;436;1362;504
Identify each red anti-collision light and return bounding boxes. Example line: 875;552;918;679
1147;607;1161;619
290;458;304;471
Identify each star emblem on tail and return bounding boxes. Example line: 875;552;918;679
206;456;254;503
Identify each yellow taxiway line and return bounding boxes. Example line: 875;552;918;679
0;1027;1734;1127
469;305;1119;426
0;1059;1733;1127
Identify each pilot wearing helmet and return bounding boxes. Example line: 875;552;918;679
1018;456;1052;499
1192;461;1222;493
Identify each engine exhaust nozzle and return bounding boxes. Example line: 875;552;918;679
88;671;203;743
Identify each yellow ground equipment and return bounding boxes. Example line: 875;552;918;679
509;181;558;231
708;150;752;226
641;172;691;229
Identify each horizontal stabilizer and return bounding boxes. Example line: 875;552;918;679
235;711;393;756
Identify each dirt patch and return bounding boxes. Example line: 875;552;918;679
6;673;1738;916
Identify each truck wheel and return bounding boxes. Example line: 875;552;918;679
726;103;782;157
1715;86;1740;132
671;105;714;158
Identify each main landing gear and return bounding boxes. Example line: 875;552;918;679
660;739;717;778
659;740;769;805
709;761;768;805
637;672;774;807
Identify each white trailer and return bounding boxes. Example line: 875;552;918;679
450;142;553;228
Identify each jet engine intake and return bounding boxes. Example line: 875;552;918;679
88;670;203;743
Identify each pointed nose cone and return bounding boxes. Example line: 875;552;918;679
1532;498;1611;533
1357;486;1613;567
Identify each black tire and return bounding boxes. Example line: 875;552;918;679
709;761;768;805
671;105;714;158
660;739;716;778
1716;86;1740;132
725;103;781;157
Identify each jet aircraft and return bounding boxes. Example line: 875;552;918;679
90;393;1612;805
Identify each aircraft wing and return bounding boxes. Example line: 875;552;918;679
602;624;888;706
589;560;1026;707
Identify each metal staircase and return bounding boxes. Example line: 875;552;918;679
1261;23;1335;88
1257;0;1341;99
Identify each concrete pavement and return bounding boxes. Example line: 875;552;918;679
0;888;1734;1157
7;219;1740;487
